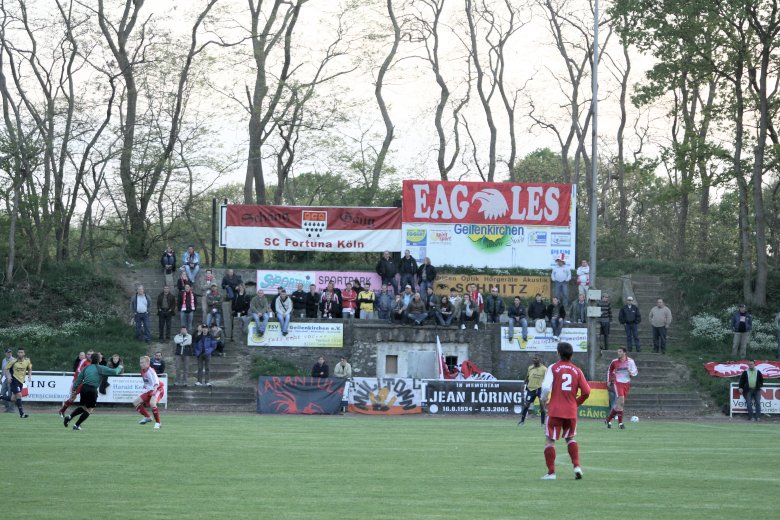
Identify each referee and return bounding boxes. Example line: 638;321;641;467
64;352;123;430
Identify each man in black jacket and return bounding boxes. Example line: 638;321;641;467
546;296;566;340
304;284;321;318
484;287;505;323
291;283;307;319
398;250;418;292
376;251;399;296
311;356;329;378
738;360;764;422
507;297;528;341
618;296;641;352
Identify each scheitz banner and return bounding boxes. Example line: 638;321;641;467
223;205;402;252
403;181;572;226
402;181;576;270
704;361;780;378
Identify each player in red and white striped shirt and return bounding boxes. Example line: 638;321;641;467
134;355;165;430
539;342;591;480
58;350;93;417
605;347;638;429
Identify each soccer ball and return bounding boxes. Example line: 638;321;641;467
630;416;639;423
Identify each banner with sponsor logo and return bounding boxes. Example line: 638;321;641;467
256;376;346;414
500;326;588;352
579;381;609;419
729;383;780;415
247;322;343;348
348;377;423;415
22;372;168;405
255;270;382;293
704;361;780;378
433;273;550;298
425;380;525;414
402;180;576;269
224;205;401;252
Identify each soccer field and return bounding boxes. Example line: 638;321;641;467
6;413;775;520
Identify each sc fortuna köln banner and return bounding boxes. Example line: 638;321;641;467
223;205;402;252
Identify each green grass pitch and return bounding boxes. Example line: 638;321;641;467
5;413;775;519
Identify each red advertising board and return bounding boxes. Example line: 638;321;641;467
402;180;573;226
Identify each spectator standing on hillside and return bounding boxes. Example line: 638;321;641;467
131;285;152;343
376;251;399;295
291;283;307;319
484;287;505;324
160;246;176;287
221;269;243;301
518;355;547;426
177;284;198;330
157;286;176;341
358;281;376;320
150;351;166;375
341;282;357;320
334;357;352;378
649;298;673;354
173;326;193;387
547;296;566;341
417;257;437;296
568;293;587;325
1;348;14;412
311;356;329;378
232;283;251;336
576;260;590;296
275;289;293;336
376;284;393;320
193;324;216;387
738;360;764;422
304;284;321;319
618;296;641;352
599;293;612;350
320;284;341;319
731;304;752;358
249;289;271;336
507;297;528;342
205;284;223;329
551;257;571;307
605;347;638;429
399;250;418;291
182;245;200;283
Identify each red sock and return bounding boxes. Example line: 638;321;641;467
152;407;160;423
544;446;556;474
606;409;614;422
617;411;624;424
59;398;73;415
567;440;580;467
136;405;150;418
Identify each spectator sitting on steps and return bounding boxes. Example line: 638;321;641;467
568;293;587;325
406;293;428;326
210;324;225;357
460;294;480;330
275;289;293;336
334;356;352;378
547;296;566;341
390;293;406;323
205;284;223;329
484;287;505;323
221;269;243;301
201;269;217;296
507;296;528;341
249;289;271;337
436;295;455;326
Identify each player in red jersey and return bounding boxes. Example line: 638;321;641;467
539;342;591;480
58;349;94;417
134;355;165;430
605;347;638;429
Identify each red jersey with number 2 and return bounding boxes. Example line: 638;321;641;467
542;361;591;419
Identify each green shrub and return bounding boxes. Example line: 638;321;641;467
249;355;307;378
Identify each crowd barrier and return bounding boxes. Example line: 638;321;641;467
18;371;169;408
